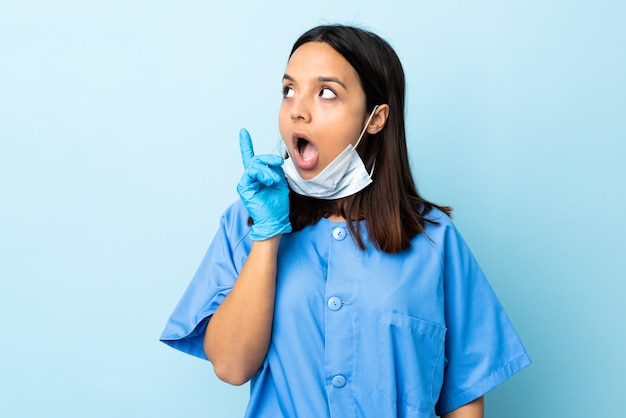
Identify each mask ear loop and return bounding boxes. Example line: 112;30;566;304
354;105;380;178
354;105;380;150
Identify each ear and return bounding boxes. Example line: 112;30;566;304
366;104;390;134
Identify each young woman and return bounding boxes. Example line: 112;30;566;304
161;25;530;418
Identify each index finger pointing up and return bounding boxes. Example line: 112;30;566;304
239;128;255;169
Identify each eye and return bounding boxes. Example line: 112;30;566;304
282;86;294;98
319;87;336;99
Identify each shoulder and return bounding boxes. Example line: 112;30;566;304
220;198;249;223
217;199;252;245
416;206;470;257
421;206;456;240
423;206;454;227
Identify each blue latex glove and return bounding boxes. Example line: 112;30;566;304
237;128;292;241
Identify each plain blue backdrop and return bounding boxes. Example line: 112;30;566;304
1;1;624;417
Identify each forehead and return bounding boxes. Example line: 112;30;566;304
286;42;360;83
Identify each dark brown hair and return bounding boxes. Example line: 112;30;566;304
287;25;451;253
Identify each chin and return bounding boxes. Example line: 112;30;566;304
298;170;318;181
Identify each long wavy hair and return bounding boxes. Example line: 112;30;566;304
286;25;451;253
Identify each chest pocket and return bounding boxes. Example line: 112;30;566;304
378;312;446;414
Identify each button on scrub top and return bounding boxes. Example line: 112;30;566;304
161;200;530;418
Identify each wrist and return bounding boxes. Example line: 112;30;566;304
250;221;292;241
250;235;282;255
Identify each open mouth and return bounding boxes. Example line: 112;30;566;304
297;137;316;162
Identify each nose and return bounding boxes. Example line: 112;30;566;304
290;96;311;123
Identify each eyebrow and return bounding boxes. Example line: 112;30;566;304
283;74;348;90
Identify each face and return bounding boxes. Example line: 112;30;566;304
279;42;369;180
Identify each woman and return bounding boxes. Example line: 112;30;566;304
161;24;530;418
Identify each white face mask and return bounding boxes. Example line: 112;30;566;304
283;106;378;200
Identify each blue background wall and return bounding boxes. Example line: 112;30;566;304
1;1;624;417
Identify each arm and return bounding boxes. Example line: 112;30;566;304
441;396;484;418
204;235;280;385
204;129;291;385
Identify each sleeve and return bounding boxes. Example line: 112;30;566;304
434;222;531;416
159;201;251;360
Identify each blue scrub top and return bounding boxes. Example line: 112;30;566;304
161;200;530;417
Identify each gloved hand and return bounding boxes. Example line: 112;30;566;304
237;128;292;241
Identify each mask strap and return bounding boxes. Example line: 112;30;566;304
354;105;379;150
